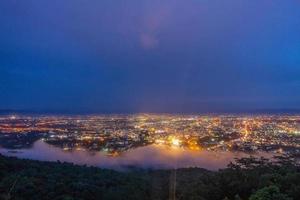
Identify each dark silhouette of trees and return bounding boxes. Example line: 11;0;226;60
249;186;292;200
0;155;299;200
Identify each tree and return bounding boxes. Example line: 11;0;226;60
249;186;291;200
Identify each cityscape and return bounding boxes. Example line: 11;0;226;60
1;1;300;199
1;114;300;158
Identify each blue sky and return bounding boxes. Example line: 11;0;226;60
1;0;300;113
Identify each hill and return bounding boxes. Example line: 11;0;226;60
0;155;299;200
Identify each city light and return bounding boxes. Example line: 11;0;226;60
171;138;181;147
0;114;299;155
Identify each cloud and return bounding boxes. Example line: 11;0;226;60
140;33;159;49
138;2;173;50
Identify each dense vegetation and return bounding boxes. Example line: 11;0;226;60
0;154;299;200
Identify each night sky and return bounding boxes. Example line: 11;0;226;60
1;0;300;113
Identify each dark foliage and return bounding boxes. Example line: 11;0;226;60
0;155;299;200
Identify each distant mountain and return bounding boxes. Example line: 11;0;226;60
0;109;28;115
0;108;300;115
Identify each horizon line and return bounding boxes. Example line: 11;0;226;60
1;108;300;116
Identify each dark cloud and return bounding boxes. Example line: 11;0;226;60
0;0;300;113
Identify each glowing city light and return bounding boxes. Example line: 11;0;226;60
10;115;16;120
171;138;181;147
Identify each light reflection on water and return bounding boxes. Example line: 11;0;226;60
0;140;275;171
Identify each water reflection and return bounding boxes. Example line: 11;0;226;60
0;140;275;170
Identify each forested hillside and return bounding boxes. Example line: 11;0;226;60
0;155;299;200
